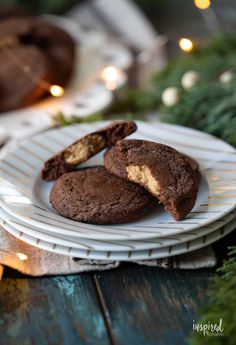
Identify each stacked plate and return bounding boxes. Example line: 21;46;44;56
0;121;236;261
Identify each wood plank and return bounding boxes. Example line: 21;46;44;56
0;273;111;345
94;264;215;345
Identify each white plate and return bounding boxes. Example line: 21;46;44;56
1;214;235;261
0;121;236;240
0;207;235;252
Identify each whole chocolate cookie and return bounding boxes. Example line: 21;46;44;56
50;167;156;224
104;139;198;221
42;121;137;181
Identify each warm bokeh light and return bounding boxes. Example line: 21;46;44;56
16;253;28;261
101;66;120;82
50;85;64;97
194;0;211;10
179;38;194;52
100;66;122;90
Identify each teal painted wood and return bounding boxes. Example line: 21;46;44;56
94;265;215;345
0;274;110;345
0;265;216;345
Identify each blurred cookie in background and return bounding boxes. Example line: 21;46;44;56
0;45;50;112
0;15;76;112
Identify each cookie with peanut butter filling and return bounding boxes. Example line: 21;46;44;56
41;121;137;181
104;139;198;221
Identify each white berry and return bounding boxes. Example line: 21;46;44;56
181;70;199;89
162;87;180;107
219;70;233;84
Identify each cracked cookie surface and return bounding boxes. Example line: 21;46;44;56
50;166;156;224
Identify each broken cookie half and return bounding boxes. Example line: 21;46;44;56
104;139;199;221
41;121;137;181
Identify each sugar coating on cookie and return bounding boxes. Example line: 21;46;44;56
50;166;156;224
104;139;199;221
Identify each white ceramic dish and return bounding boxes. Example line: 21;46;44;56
0;207;235;252
1;213;235;261
0;121;236;241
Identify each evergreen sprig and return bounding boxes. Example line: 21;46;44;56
53;111;103;126
190;247;236;345
162;81;236;147
109;34;236;147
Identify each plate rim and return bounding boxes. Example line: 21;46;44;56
0;206;235;252
1;213;235;261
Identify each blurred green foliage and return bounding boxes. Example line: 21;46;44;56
53;112;103;126
190;247;236;345
110;34;236;147
0;0;77;14
0;0;171;15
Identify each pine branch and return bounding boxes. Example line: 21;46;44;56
53;112;103;126
109;34;236;146
161;82;236;146
190;246;236;345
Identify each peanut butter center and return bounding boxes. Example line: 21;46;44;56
126;165;160;196
64;134;105;164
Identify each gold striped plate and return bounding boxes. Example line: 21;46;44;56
0;121;236;241
0;206;235;252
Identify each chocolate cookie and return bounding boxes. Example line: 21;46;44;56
50;167;156;224
0;16;75;112
0;45;50;112
182;154;200;183
104;139;198;221
29;19;75;86
0;17;75;84
42;121;137;181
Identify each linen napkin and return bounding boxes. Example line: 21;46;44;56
0;225;217;277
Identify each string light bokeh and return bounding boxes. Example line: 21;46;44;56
100;66;124;90
194;0;211;10
49;85;65;97
179;38;194;52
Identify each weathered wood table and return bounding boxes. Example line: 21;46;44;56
0;265;214;345
0;231;234;345
1;3;236;342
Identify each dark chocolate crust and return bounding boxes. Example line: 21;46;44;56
41;121;137;181
104;139;198;221
50;166;156;224
97;121;137;147
182;154;200;184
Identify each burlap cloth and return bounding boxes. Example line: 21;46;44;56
0;225;217;277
